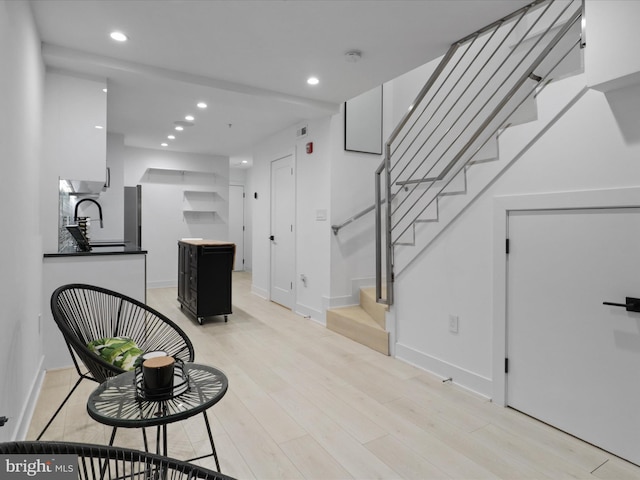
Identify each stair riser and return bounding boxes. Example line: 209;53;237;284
326;311;389;355
360;289;386;329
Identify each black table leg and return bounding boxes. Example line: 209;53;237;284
141;428;149;452
162;424;168;457
203;412;220;472
108;427;117;446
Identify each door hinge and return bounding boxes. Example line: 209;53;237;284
290;282;293;290
505;358;509;374
506;238;510;255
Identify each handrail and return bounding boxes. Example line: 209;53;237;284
384;0;547;152
391;0;579;243
390;0;558;230
375;0;583;305
331;204;376;235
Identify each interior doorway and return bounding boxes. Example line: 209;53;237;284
269;153;295;309
506;207;640;465
228;184;244;271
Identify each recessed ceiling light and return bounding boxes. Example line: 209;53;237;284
241;160;248;164
167;135;175;140
185;115;195;121
102;88;108;93
161;143;168;147
110;31;128;42
197;102;207;109
175;126;184;131
307;77;319;85
94;125;104;129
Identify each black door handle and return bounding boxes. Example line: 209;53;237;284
603;297;640;313
269;235;275;241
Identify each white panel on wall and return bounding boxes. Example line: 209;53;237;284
344;85;383;154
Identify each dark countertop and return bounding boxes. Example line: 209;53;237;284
44;245;147;258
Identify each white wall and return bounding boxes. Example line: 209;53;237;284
123;143;229;287
393;69;640;397
328;105;382;303
250;119;332;320
0;0;44;441
586;0;640;91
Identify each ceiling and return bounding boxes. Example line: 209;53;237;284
30;0;531;167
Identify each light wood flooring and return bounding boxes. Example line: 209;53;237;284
28;272;640;479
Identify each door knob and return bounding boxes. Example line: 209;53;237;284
269;235;275;241
603;297;640;313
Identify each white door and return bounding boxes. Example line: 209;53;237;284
228;185;244;271
507;207;640;465
270;154;295;309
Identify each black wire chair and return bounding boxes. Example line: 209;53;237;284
0;441;234;479
37;284;195;440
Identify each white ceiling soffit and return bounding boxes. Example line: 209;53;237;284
31;0;533;158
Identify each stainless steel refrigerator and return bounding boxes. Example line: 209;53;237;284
124;185;142;248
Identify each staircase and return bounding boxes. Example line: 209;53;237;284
376;0;584;305
329;0;585;353
326;287;389;355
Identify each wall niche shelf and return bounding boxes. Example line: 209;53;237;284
143;168;216;185
183;190;218;197
183;190;217;216
182;210;217;224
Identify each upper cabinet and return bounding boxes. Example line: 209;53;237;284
44;71;107;182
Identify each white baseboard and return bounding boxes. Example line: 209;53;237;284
14;356;46;440
395;342;492;400
295;302;324;325
251;284;268;300
323;294;355;310
324;276;377;310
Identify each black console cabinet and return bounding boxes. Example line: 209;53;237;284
177;240;235;325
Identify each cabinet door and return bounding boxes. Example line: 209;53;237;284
44;72;107;182
177;243;187;302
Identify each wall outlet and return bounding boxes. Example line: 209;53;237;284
448;314;459;334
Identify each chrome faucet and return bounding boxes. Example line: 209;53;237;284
74;198;104;228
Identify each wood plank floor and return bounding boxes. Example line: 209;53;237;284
28;272;640;479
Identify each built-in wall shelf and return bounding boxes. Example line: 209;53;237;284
146;167;216;177
143;168;216;185
183;210;217;224
183;190;217;215
183;190;218;197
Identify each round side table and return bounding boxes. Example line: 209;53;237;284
87;362;228;472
